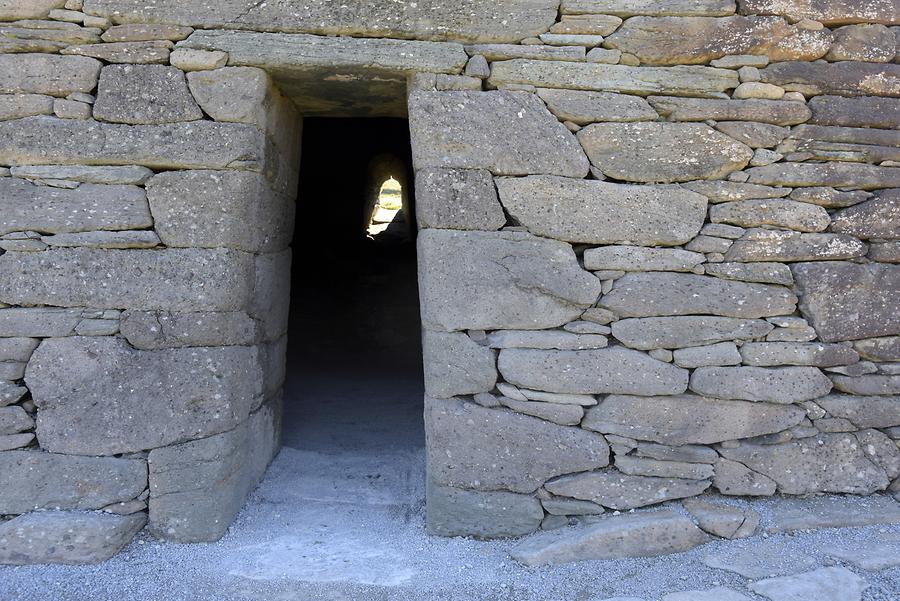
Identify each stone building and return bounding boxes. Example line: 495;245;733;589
0;0;898;565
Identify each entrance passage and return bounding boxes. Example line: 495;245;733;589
283;117;424;454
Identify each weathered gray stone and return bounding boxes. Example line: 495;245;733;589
488;60;739;97
0;308;81;337
673;342;741;368
683;181;790;203
726;230;868;262
787;123;900;148
830;190;899;240
636;443;719;464
511;509;709;566
0;54;100;96
101;23;194;42
585;247;705;272
740;342;860;367
417;230;601;331
871;241;900;263
497;176;707;245
249;250;291;343
602;273;796;319
551;14;623;35
425;396;609;494
409;91;588;178
583;394;805;445
793;262;900;342
0;94;53;121
0;117;266;171
761;60;900;96
650;96;809;126
705;262;794;285
0;249;254;311
663;588;754;601
748;162;900;190
0;511;146;565
423;330;496;399
719;433;891;494
147;170;293;253
809;96;900;130
578;123;752;183
536;89;657;124
0;382;27;407
541;497;605;516
710;200;830;233
615;456;714;480
426;479;543;538
93;64;200;126
170;48;227;70
0;450;146;513
0;406;32;435
766;494;900;532
0;338;38;363
750;567;867;601
713;458;777;495
0;0;65;20
498;347;688;395
10;164;153;185
0;177;151;236
27;336;263;455
690;366;832;403
701;224;747;239
562;0;737;17
858;428;900;478
184;67;279;127
605;16;831;65
790;187;871;209
41;230;160;249
120;311;259;350
855;337;900;361
824;541;900;571
715;121;790;148
832;374;900;395
498;397;585;426
61;41;172;64
487;330;608;351
465;44;585;62
0;433;34;450
415;169;505;231
148;399;279;542
738;0;899;25
682;498;759;539
702;538;817;577
545;471;711;510
611;316;773;350
85;0;559;43
518;388;598;406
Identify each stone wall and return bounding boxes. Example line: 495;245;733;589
0;0;898;562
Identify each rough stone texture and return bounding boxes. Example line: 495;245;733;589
715;122;790;148
583;394;805;445
737;0;900;25
184;67;277;126
498;347;688;395
636;443;719;464
83;0;560;43
650;96;810;126
9;164;154;185
601;273;796;318
101;23;194;42
27;336;263;455
0;54;100;96
713;458;777;495
790;187;872;209
536;89;657;124
0;94;54;121
0;248;254;311
0;0;66;21
120;311;260;350
766;494;900;532
830;190;900;240
683;181;790;203
0;511;146;565
793;262;900;342
682;498;759;539
616;456;714;480
832;374;900;396
147;170;294;253
94;64;202;125
747;162;900;190
409;91;588;177
498;397;585;426
854;337;900;361
425;396;609;494
488;60;739;97
170;48;227;71
497;176;707;245
417;230;601;331
148;399;280;542
562;0;737;17
0;177;151;236
705;262;793;285
750;567;867;601
422;330;497;399
761;60;900;97
611;316;773;350
740;342;860;367
605;16;831;65
415;168;505;231
61;41;172;64
544;471;711;510
0;406;33;435
584;246;705;272
41;230;160;249
719;434;891;494
426;480;543;538
690;366;832;403
0;450;146;514
487;330;608;351
672;342;742;368
808;96;900;128
578;123;752;183
510;510;709;566
726;231;868;262
0;308;81;337
710;200;830;233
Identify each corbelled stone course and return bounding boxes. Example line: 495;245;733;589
425;396;609;494
0;54;100;96
496;176;707;245
418;230;601;331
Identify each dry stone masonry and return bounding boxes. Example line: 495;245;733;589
0;0;898;565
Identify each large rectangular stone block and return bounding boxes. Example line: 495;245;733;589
0;248;255;311
120;311;260;350
0;54;100;97
27;336;264;455
148;398;280;542
737;0;899;25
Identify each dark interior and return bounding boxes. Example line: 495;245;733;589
282;118;424;453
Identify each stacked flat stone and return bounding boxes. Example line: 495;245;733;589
0;0;898;565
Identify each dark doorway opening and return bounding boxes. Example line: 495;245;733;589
282;118;424;454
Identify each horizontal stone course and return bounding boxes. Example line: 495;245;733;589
0;54;100;97
649;96;810;126
761;61;900;96
689;366;833;403
545;471;711;510
120;311;260;350
426;480;543;538
94;64;201;125
737;0;900;26
536;89;658;124
561;0;737;17
725;230;868;262
611;316;774;349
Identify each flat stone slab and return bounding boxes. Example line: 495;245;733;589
689;366;833;403
120;310;260;350
511;510;709;566
0;308;81;337
0;450;146;514
761;60;900;97
545;471;711;510
497;176;706;245
750;567;867;601
424;396;609;494
739;342;859;367
426;480;543;538
710;199;830;233
10;164;154;185
746;162;900;190
28;336;263;456
651;96;810;126
766;494;900;532
409;91;588;178
536;89;658;124
417;230;601;331
94;64;202;125
830;190;900;241
611;316;774;350
0;94;54;121
583;394;805;445
737;0;899;25
702;538;819;578
0;511;146;565
0;54;100;96
824;541;900;571
815;394;900;429
584;246;705;272
663;589;753;601
725;231;868;262
562;0;738;17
